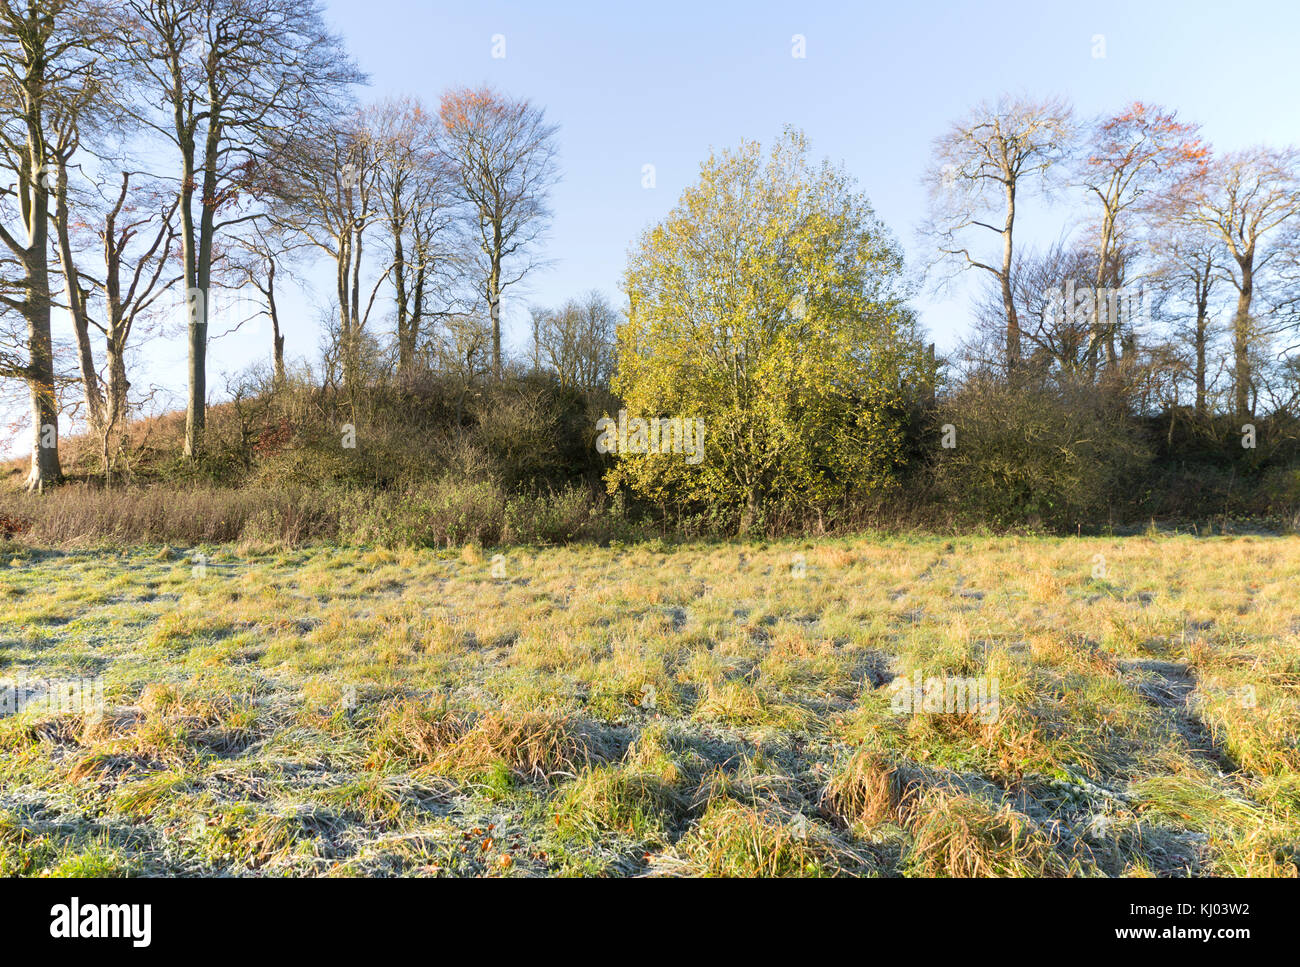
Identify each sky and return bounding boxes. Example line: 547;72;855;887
15;0;1300;450
295;0;1300;357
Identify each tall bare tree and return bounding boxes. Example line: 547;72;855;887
227;219;308;387
367;98;465;378
54;167;180;478
438;87;559;379
35;8;180;477
922;95;1074;373
124;0;360;460
267;115;387;393
1150;229;1221;419
968;242;1097;377
1076;102;1206;373
530;290;618;392
0;0;104;490
1169;147;1300;418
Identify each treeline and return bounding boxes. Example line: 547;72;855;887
921;96;1300;530
1;5;1298;539
1;0;575;491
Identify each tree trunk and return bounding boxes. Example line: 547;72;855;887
1232;257;1254;421
184;285;207;460
266;259;285;385
488;253;502;379
1001;183;1020;372
102;334;128;481
1194;284;1209;420
177;133;201;461
346;216;364;392
739;487;759;537
69;293;104;428
24;308;61;492
24;227;60;492
392;215;411;376
335;227;351;384
11;11;61;493
1093;214;1115;376
185;137;219;461
407;260;426;376
53;162;106;434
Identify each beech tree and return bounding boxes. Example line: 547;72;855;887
1169;147;1300;418
1077;102;1206;372
268;115;387;392
0;0;103;490
923;95;1074;373
530;290;618;393
1151;228;1222;419
969;242;1098;376
124;0;359;460
438;87;558;379
367;98;464;378
53;168;180;478
228;221;303;386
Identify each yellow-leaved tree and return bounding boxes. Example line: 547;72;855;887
612;129;929;532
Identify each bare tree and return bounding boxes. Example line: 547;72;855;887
53;167;180;479
31;3;187;481
367;98;466;378
0;0;105;490
922;94;1074;373
1150;229;1222;419
429;311;493;387
228;220;308;386
530;290;618;392
438;87;559;379
1168;147;1300;418
267;115;387;394
1076;102;1206;372
124;0;360;460
969;242;1096;377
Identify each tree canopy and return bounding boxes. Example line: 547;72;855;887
614;129;929;530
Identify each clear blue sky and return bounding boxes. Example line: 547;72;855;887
290;0;1298;356
23;0;1300;449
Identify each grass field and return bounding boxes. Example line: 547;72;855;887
1;533;1298;877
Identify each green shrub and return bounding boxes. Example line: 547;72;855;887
337;479;506;548
503;487;599;544
931;375;1150;530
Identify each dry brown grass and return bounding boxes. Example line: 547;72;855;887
820;748;907;830
663;798;874;877
0;483;337;546
902;788;1082;877
376;706;612;783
